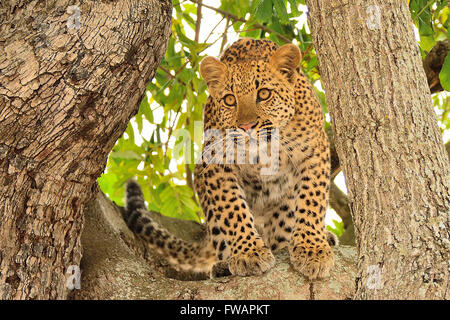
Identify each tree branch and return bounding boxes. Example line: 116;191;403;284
423;39;450;94
326;127;355;245
326;126;341;179
329;182;355;245
74;191;357;299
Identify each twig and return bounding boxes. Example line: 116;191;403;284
158;65;176;80
301;43;313;60
415;0;435;18
158;62;190;88
174;61;189;78
219;18;230;54
195;0;202;43
204;16;225;43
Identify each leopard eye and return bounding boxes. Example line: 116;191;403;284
223;94;236;107
257;88;271;101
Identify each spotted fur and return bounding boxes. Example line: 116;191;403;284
124;38;337;279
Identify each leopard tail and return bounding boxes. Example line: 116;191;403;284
124;179;217;273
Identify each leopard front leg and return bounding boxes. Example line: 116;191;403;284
195;163;275;276
288;152;334;280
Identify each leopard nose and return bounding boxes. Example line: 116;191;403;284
239;121;257;132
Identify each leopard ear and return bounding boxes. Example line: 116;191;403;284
200;56;227;96
269;44;301;82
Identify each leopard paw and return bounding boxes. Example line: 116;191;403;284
228;246;275;276
289;241;334;280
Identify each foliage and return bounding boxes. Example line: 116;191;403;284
409;0;448;53
409;0;449;133
326;219;344;238
98;0;449;226
440;54;450;91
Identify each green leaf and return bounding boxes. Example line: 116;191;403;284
124;122;135;142
326;219;344;237
250;0;262;12
254;0;273;23
110;150;142;161
158;184;199;221
98;172;119;198
140;94;154;123
135;113;143;134
273;0;290;25
439;53;450;91
288;0;300;16
409;0;438;51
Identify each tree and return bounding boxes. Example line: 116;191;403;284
0;0;172;299
306;0;449;299
0;0;448;300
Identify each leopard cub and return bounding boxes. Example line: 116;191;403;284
123;38;337;280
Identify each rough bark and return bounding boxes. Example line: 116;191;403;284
446;141;450;160
306;0;450;299
325;52;449;247
0;0;171;299
73;191;357;300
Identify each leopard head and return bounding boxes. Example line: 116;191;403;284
200;43;301;136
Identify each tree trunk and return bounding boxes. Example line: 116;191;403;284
0;0;171;299
306;0;449;299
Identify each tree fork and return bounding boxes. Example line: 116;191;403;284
0;0;171;299
306;0;449;299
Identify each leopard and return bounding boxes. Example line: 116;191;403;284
123;38;337;280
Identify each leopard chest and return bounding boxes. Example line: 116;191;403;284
235;164;295;218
